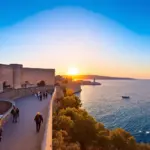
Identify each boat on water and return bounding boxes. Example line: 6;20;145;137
122;96;130;99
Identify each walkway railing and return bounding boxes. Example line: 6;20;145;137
41;85;64;150
41;96;53;150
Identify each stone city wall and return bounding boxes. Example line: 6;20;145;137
0;64;13;87
22;68;55;85
0;63;55;90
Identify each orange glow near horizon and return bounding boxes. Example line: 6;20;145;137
67;67;79;76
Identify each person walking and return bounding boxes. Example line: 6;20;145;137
43;92;45;99
35;92;38;99
45;91;48;99
11;107;18;123
0;123;3;142
39;92;42;101
16;107;20;121
38;91;40;100
34;112;43;132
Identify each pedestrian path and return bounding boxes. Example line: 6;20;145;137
0;95;51;150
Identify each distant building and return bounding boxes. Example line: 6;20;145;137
0;64;55;91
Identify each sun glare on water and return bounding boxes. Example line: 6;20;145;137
67;67;79;76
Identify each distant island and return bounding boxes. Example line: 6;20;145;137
63;75;135;80
55;75;135;87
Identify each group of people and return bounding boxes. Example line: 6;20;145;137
0;107;44;142
10;106;44;133
0;89;52;142
0;106;19;142
11;106;20;123
35;91;48;101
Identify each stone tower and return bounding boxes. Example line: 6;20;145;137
10;64;23;89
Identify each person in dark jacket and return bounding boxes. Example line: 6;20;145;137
43;92;46;99
16;107;20;120
0;124;3;142
11;107;18;123
50;90;53;96
34;112;43;132
39;92;42;101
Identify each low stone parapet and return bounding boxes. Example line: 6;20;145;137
0;100;14;128
0;85;54;100
41;85;64;150
0;101;12;115
41;95;53;150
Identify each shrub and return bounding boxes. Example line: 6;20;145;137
37;80;46;86
59;95;82;109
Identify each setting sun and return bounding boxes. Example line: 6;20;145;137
67;67;79;75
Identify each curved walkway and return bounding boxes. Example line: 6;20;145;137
0;95;51;150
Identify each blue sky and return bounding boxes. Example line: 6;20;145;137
1;0;150;34
0;0;150;78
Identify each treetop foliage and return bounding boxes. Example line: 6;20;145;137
53;88;150;150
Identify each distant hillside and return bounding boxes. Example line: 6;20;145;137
63;75;135;80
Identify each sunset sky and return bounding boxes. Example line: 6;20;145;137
0;0;150;79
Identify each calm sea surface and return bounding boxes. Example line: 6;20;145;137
79;80;150;143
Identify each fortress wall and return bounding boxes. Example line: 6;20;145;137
22;68;55;85
10;64;23;89
0;64;13;87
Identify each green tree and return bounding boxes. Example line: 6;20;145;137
55;115;74;134
110;128;137;150
59;95;82;109
53;130;81;150
57;107;106;150
65;143;80;150
65;89;74;96
53;130;67;150
53;89;150;150
62;88;73;97
37;80;46;86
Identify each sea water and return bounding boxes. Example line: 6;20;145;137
79;80;150;142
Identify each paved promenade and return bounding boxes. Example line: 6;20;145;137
0;95;51;150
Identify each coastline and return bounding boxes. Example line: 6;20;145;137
52;85;150;150
80;80;150;143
